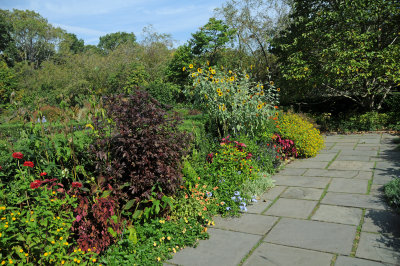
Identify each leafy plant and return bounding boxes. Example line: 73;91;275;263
384;177;400;210
184;64;279;137
92;92;190;211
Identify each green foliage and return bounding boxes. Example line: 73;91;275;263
101;218;208;265
273;0;400;110
165;44;193;86
98;32;136;53
144;80;179;105
185;64;279;137
1;9;64;67
189;18;236;65
384;178;400;210
0;60;17;108
277;112;324;157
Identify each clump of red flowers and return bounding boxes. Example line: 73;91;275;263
40;172;47;176
23;161;34;168
30;180;41;189
72;182;82;188
12;152;23;159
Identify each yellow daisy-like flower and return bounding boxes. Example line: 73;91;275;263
182;66;186;71
59;237;63;240
229;76;235;81
8;260;12;265
216;88;221;93
0;233;2;237
61;261;65;265
25;253;28;257
88;248;91;252
92;258;97;263
189;64;193;69
1;261;4;265
44;253;48;257
167;236;171;240
51;241;55;244
270;81;274;85
197;68;202;73
208;67;212;71
19;249;23;253
153;242;157;247
277;88;281;92
245;74;249;79
260;91;264;96
207;61;210;66
218;91;223;97
77;260;81;263
222;105;226;111
257;104;263;110
12;217;15;221
157;257;161;262
211;69;216;75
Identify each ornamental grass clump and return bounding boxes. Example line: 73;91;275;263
184;64;280;137
277;112;324;158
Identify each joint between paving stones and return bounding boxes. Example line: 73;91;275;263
325;150;341;169
238;217;283;266
307;180;332;220
260;187;288;215
350;208;366;257
330;254;338;266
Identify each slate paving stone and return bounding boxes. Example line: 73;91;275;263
273;175;331;188
328;178;369;194
355;146;380;151
353;171;373;180
264;218;356;255
328;161;375;171
168;228;261;266
264;198;318;218
280;187;324;200
246;200;273;214
369;185;385;196
359;138;381;144
277;168;307;176
356;232;400;265
304;169;358;178
311;205;363;225
285;161;329;169
335;256;388;266
363;209;400;237
322;192;386;210
213;213;278;235
306;153;337;162
242;242;333;266
340;150;379;156
261;186;287;200
336;155;372;162
373;171;398;185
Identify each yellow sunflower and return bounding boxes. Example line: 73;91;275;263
189;64;194;69
229;76;235;81
257;104;263;109
197;68;202;73
218;91;223;97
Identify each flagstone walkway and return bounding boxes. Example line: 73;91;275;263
166;133;400;266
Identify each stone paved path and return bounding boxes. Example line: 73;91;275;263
166;133;400;266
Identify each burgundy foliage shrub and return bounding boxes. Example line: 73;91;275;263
92;91;190;207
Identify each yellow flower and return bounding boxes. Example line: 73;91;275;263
222;105;226;111
88;248;91;252
230;76;235;81
4;225;8;228
270;81;274;85
73;258;77;262
218;91;223;97
197;68;202;73
245;74;249;79
92;259;97;262
61;261;65;265
59;237;63;240
19;249;23;253
260;91;264;96
182;66;186;71
173;248;176;253
25;253;28;257
189;64;193;69
211;69;216;75
257;104;263;109
77;260;80;263
157;257;161;262
277;88;280;92
52;191;56;194
167;236;171;240
153;242;157;247
1;261;4;265
1;217;4;220
51;240;55;244
64;242;69;245
44;253;48;257
8;260;12;265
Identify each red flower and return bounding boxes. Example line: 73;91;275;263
72;182;82;188
12;152;23;159
0;166;2;170
23;161;34;168
30;180;41;189
40;172;47;176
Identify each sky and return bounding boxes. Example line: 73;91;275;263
0;0;228;46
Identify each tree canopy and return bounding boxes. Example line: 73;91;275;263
273;0;400;110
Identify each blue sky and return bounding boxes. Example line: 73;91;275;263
0;0;227;46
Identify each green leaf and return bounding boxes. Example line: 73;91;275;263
108;227;117;238
123;199;136;210
127;225;137;244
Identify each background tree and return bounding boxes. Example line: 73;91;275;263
98;31;136;53
215;0;292;80
59;33;84;54
273;0;400;111
189;18;236;65
1;9;64;67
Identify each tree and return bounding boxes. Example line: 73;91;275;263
1;9;64;67
165;44;194;86
215;0;292;79
273;0;400;111
98;31;136;53
189;18;236;65
59;33;84;54
0;59;17;109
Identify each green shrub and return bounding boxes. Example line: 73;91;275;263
144;80;180;105
384;178;400;210
277;112;324;157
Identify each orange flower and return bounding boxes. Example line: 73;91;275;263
274;106;278;109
